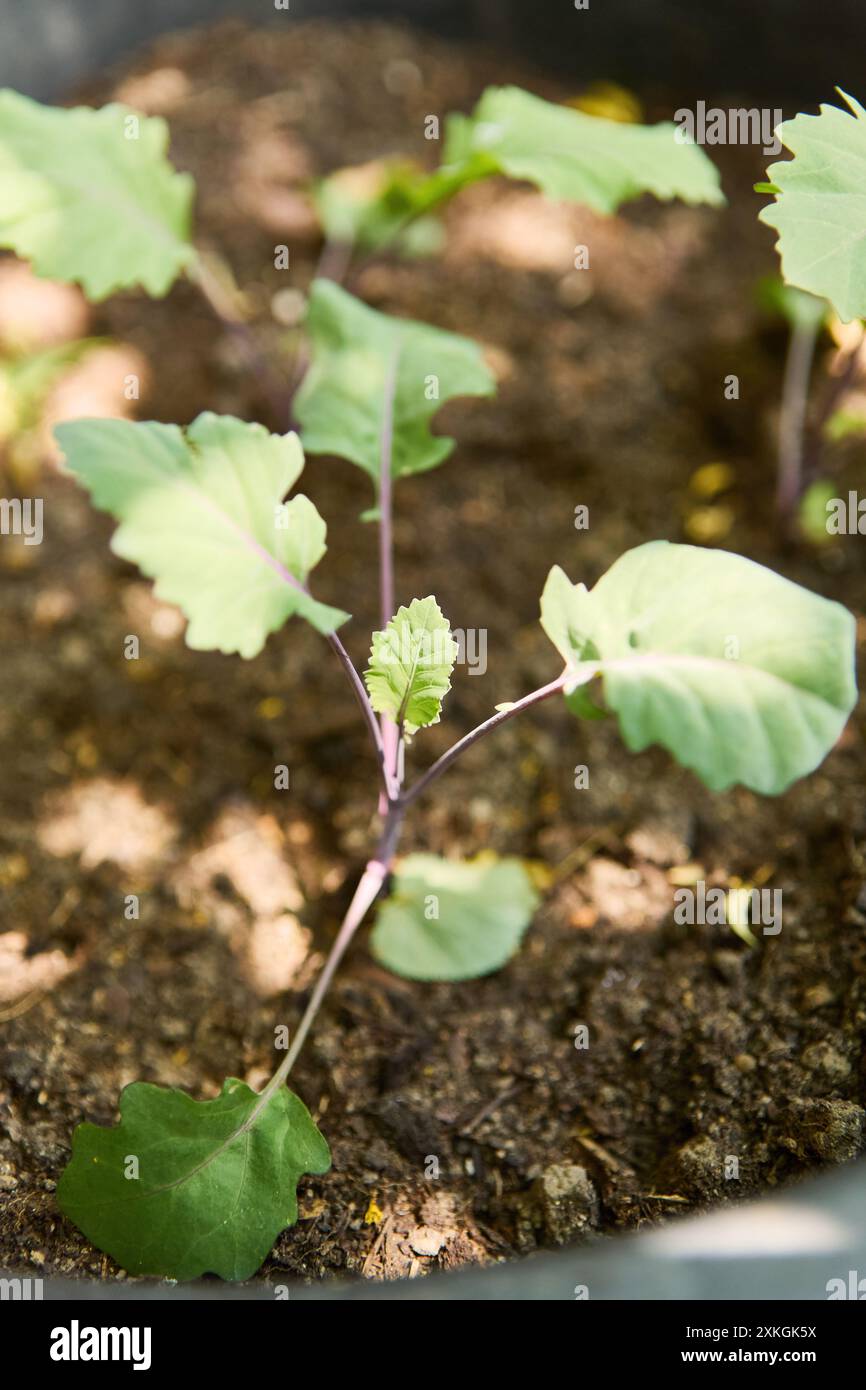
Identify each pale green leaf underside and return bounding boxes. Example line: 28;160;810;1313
541;541;857;794
56;1078;330;1281
365;595;457;734
443;86;725;215
372;853;540;981
759;91;866;322
295;280;496;483
0;90;195;300
55;412;349;657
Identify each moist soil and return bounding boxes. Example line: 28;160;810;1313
0;19;864;1287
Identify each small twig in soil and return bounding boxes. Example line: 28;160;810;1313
0;988;46;1023
459;1081;525;1137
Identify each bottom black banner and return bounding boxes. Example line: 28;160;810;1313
2;1290;862;1376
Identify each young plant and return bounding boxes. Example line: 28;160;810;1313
1;87;858;1281
758;91;866;524
0;337;97;483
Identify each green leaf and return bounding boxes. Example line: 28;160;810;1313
442;86;725;215
295;280;495;484
759;91;866;322
798;479;837;544
0;90;195;301
372;853;540;981
540;541;857;794
0;338;98;440
55;412;349;657
312;84;725;269
57;1077;330;1281
314;160;447;256
364;595;457;735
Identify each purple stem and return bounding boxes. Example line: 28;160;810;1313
328;631;396;800
399;674;568;808
263;673;567;1084
776;317;819;516
261;802;404;1090
314;238;354;287
377;347;401;809
803;338;863;488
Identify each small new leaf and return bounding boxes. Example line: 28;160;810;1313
365;596;457;735
443;86;725;214
296;280;495;484
540;541;857;794
759;91;866;322
56;1078;330;1281
0;91;194;300
314;160;448;256
372;853;540;981
56;412;349;657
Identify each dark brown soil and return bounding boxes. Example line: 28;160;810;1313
1;19;864;1287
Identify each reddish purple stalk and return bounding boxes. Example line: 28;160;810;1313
377;347;402;811
271;675;565;1084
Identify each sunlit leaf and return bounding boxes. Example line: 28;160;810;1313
56;412;348;657
0;90;195;300
540;541;857;794
364;595;457;735
442;86;724;215
296;280;495;484
372;853;539;981
314;160;445;255
759;91;866;322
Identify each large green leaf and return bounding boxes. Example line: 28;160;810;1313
372;854;539;981
315;85;722;258
295;280;495;483
57;1078;330;1281
0;90;194;301
365;596;457;735
55;412;349;657
759;91;866;323
442;86;725;215
540;541;857;795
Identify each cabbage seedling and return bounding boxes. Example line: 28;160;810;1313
0;87;856;1281
758;91;866;520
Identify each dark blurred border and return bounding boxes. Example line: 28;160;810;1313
3;0;865;107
